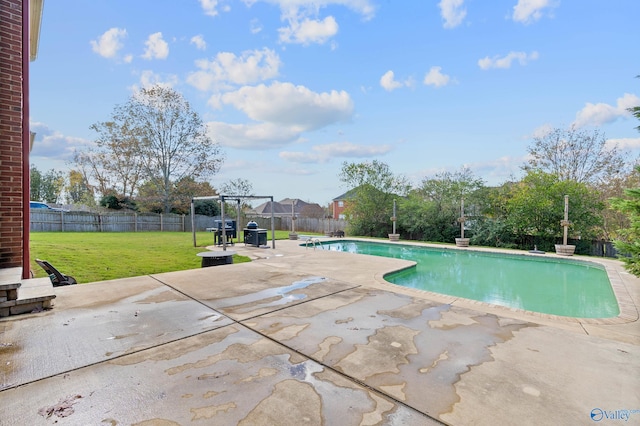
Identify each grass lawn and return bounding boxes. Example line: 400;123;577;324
29;231;297;284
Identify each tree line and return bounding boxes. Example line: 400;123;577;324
30;86;256;216
339;123;640;276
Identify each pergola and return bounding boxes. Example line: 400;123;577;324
190;195;276;250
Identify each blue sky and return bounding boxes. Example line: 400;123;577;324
30;0;640;206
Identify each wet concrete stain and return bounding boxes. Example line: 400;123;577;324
164;332;306;376
246;287;530;419
378;299;445;320
238;379;322;426
240;367;278;383
191;401;237;421
0;340;21;390
135;290;183;304
215;276;327;315
312;336;342;362
336;325;420;381
1;322;440;425
266;322;310;341
109;326;240;366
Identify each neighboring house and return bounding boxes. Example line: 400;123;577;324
331;188;358;220
0;0;44;277
247;198;325;219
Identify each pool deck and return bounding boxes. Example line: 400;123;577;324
1;239;639;425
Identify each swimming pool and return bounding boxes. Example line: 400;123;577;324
320;240;620;318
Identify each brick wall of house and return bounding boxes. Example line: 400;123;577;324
332;200;347;220
0;0;25;268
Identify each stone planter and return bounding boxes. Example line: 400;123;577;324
455;238;470;247
555;244;575;256
388;233;400;242
288;232;298;240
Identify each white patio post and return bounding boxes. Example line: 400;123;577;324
455;198;470;247
389;199;400;241
555;194;575;256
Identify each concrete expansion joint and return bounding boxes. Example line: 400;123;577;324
143;274;446;424
236;310;447;426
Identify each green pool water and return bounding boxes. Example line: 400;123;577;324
320;240;620;318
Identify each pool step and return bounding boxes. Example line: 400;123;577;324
0;267;56;317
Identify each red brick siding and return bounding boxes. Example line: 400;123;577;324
332;200;349;220
0;0;24;268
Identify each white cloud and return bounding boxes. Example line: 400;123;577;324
207;121;301;149
512;0;557;24
438;0;466;29
250;18;263;34
220;81;354;131
261;0;375;21
142;32;169;60
605;138;640;151
90;27;127;59
280;142;392;164
573;93;640;128
423;66;451;87
531;123;554;139
260;0;375;46
206;82;354;149
29;122;91;162
187;48;281;92
279;16;338;45
135;70;178;90
190;35;207;50
478;51;539;70
200;0;222;16
380;70;403;92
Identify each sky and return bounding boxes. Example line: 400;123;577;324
30;0;640;206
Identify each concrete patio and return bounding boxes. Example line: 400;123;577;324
1;239;639;425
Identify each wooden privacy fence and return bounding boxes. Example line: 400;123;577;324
31;210;210;232
30;210;349;235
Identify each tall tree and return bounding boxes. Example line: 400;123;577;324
130;86;224;213
220;178;254;197
505;170;603;250
524;126;627;184
30;165;43;201
171;177;218;215
30;166;65;204
339;160;409;237
610;87;640;275
595;165;640;239
417;168;484;203
75;85;224;213
400;168;485;242
610;166;640;276
221;178;254;210
73;120;145;199
65;170;95;205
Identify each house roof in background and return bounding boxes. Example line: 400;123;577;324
332;188;358;201
249;198;323;216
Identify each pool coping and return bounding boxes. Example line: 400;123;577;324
329;238;639;326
